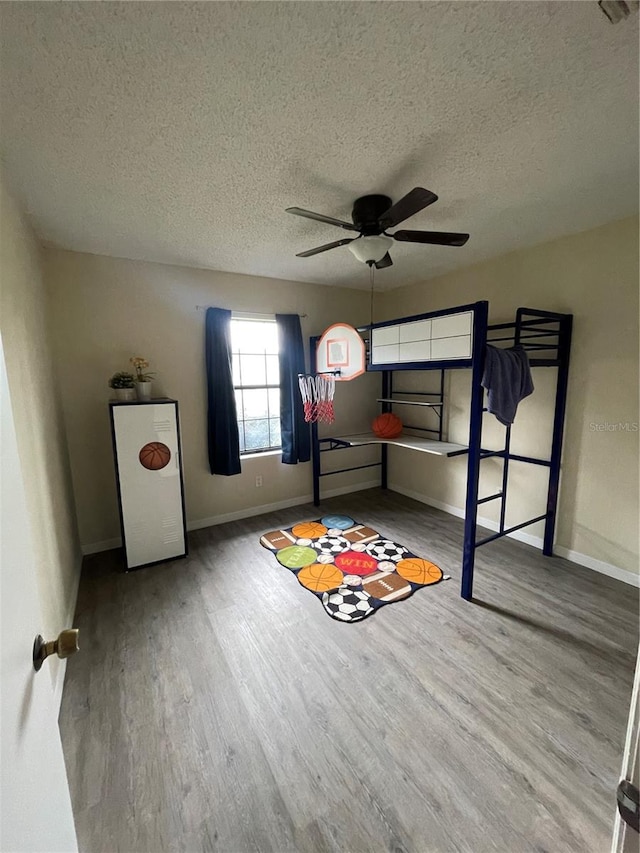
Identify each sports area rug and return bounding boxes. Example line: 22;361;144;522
260;515;449;623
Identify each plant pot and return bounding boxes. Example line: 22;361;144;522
135;381;152;401
114;388;136;401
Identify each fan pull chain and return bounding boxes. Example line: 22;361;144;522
369;262;375;330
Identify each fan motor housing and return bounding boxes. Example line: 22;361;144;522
352;195;391;235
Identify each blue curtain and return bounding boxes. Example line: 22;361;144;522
276;314;311;465
205;308;241;475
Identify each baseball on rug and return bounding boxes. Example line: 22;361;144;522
260;515;449;623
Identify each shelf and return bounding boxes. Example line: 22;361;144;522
377;398;442;407
327;433;468;457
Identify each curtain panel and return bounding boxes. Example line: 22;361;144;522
205;307;241;475
276;314;311;465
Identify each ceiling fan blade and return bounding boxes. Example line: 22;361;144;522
296;238;354;258
286;207;359;232
393;229;470;247
377;188;438;229
375;253;393;270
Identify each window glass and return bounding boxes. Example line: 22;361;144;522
231;318;281;454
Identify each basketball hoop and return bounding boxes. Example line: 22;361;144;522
298;373;336;424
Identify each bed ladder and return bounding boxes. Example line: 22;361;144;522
461;308;573;600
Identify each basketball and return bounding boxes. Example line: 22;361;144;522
292;521;327;539
297;563;344;593
372;413;403;439
396;557;443;585
139;442;171;471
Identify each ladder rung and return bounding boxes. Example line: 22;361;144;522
477;492;503;505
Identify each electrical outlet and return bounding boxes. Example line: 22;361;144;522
255;475;263;487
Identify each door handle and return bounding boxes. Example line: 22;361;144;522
32;629;79;672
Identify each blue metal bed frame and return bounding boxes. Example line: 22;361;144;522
309;300;573;601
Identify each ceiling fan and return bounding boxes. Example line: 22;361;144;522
286;188;469;269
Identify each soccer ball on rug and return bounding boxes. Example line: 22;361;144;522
322;587;374;622
260;515;448;624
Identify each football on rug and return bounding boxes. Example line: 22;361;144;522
260;515;448;623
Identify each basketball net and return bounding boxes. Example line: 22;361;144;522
298;374;335;424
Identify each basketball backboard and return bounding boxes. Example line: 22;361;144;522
315;323;365;381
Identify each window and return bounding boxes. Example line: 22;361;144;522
230;317;281;454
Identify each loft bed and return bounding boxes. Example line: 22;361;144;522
309;301;573;601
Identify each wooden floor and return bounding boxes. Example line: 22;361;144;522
60;489;639;853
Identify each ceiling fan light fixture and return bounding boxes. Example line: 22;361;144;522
348;235;393;264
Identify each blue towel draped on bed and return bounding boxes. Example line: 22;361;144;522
482;345;534;426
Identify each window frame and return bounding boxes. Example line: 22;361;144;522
230;315;281;456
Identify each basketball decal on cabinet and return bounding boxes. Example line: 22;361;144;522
139;441;172;471
260;517;448;623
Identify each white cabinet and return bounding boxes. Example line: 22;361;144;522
109;400;187;570
370;311;473;366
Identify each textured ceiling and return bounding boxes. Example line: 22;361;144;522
0;2;638;291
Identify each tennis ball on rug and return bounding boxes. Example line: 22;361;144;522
372;412;403;439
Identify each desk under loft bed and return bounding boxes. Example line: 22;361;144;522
309;301;573;600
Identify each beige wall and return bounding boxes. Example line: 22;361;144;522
44;250;379;549
39;217;640;578
0;176;82;690
378;216;639;577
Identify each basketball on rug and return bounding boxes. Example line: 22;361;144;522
260;516;449;623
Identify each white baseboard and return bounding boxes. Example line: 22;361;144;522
81;479;381;556
82;536;121;555
553;545;640;588
388;482;640;588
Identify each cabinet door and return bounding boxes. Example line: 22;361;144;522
370;312;474;366
370;325;400;364
112;403;186;569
